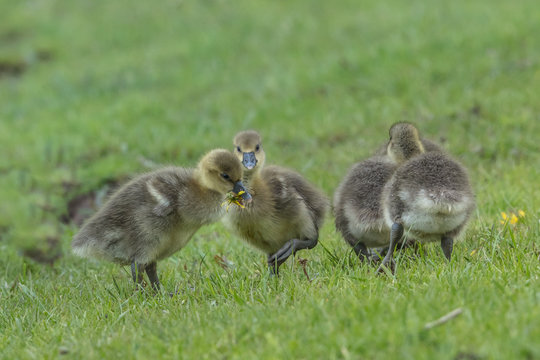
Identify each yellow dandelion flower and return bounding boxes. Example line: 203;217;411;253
500;210;524;225
510;213;519;224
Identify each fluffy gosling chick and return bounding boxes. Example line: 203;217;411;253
379;125;475;271
334;123;448;262
371;123;444;256
333;154;396;260
224;130;329;274
72;149;251;290
333;123;422;259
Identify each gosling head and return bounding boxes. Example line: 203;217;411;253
233;130;265;173
198;149;252;203
386;122;425;164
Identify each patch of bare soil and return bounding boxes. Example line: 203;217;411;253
0;225;9;242
61;179;122;227
0;60;26;77
22;236;62;266
0;27;54;78
454;352;482;360
34;49;53;62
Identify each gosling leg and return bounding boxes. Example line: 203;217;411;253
267;237;318;275
131;262;146;289
377;222;404;274
353;241;371;261
373;239;418;261
346;234;371;262
145;261;161;291
370;247;387;263
267;254;280;276
440;235;454;261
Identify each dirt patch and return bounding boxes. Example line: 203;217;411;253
0;47;53;79
323;131;352;147
22;236;62;266
0;60;26;77
35;49;53;62
61;179;123;227
454;352;482;360
0;225;9;242
468;103;482;117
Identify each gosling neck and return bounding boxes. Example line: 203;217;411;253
241;166;262;191
387;140;425;165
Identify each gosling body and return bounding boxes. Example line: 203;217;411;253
224;131;329;273
333;156;396;259
334;122;435;260
381;152;475;259
72;149;250;289
377;126;475;271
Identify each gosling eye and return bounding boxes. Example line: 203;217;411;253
255;144;260;151
221;173;230;180
236;146;241;152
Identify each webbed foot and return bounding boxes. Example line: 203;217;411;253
267;238;318;275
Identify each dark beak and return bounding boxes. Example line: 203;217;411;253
232;181;252;203
242;152;257;170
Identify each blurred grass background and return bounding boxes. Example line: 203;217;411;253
1;0;539;359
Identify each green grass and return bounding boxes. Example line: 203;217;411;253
1;0;539;358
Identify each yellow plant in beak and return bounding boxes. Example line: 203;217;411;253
222;191;246;211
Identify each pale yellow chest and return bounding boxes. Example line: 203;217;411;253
154;225;199;261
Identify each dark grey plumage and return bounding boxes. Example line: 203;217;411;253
72;149;250;290
334;122;441;260
223;130;329;274
382;152;475;243
378;137;475;271
333;156;396;259
334;122;468;267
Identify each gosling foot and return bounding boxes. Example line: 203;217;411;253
131;261;161;293
376;222;403;275
352;241;373;263
441;235;454;261
145;261;161;292
267;238;318;275
376;258;396;275
131;262;146;290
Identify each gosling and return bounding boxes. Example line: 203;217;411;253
333;154;396;261
72;149;251;290
223;130;329;274
334;122;447;262
333;123;422;259
378;124;475;271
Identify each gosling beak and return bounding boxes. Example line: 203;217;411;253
242;152;257;170
232;180;252;203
